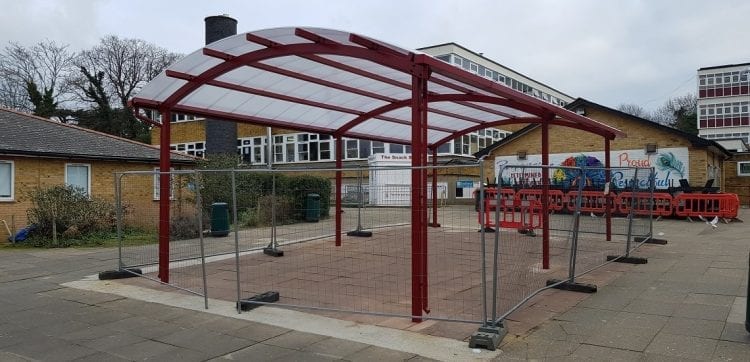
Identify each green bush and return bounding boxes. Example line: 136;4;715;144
25;185;119;247
283;174;332;218
197;155;331;224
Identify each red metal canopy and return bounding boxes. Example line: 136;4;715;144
130;27;625;322
130;27;625;143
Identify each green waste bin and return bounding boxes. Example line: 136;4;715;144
305;193;321;222
210;202;229;237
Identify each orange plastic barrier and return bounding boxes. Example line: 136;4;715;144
477;188;541;230
673;193;740;219
616;192;674;217
566;191;615;215
495;198;542;230
516;189;566;212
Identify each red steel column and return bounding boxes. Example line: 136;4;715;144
541;118;550;270
605;138;612;241
335;136;343;247
411;64;429;321
158;111;171;283
429;148;440;227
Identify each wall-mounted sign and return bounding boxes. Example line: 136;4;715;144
494;147;689;189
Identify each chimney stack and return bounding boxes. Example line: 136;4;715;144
203;15;238;157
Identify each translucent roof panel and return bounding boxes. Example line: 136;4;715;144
130;26;625;147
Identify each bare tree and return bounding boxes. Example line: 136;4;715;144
69;35;181;141
72;35;181;109
0;40;76;115
651;93;697;126
617;103;651;120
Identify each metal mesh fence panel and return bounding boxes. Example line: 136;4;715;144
113;162;656;332
488;164;654;321
117;171;207;298
230;163;486;323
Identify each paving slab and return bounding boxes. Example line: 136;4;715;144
108;339;181;360
673;303;730;321
1;336;99;361
712;340;750;361
155;328;253;356
726;297;746;324
644;333;718;360
568;343;644;361
302;337;371;358
584;326;660;351
209;342;297;361
79;332;148;353
346;345;419;361
719;322;750;344
225;322;291;342
660;317;726;339
623;298;679;316
263;330;330;350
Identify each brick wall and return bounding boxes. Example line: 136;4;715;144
151;121;300;146
151;121;206;145
723;153;750;206
482;107;722;189
0;156;191;240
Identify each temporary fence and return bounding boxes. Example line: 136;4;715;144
115;170;208;306
472;164;656;341
112;161;664;349
228;163;486;323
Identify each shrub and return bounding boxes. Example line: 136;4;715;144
283;174;332;218
26;185;118;240
170;214;202;240
254;194;295;225
197;155;332;223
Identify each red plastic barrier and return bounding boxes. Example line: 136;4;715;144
616;192;674;217
516;189;566;212
494;197;542;230
673;193;740;219
477;187;541;230
566;191;615;215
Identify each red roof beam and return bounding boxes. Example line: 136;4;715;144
170;104;335;134
348;33;409;57
165;69;456;135
246;32;521;126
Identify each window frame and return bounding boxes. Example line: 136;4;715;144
738;162;750;176
65;163;92;197
0;160;14;202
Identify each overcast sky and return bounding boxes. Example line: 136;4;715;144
2;0;748;111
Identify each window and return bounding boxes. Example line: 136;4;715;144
238;137;266;164
0;161;13;201
153;168;175;200
171;142;205;158
65;164;91;196
346;140;358;159
319;142;331;160
372;141;385;154
739;162;750;176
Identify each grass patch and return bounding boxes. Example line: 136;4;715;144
1;228;156;249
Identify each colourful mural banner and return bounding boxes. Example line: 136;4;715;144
494;147;689;189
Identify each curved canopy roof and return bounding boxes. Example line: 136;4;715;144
130;27;625;147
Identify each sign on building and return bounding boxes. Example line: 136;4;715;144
494;147;689;189
368;154;447;205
